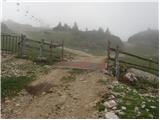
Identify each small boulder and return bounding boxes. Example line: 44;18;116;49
108;95;115;100
123;72;137;84
103;100;117;108
105;111;119;119
121;106;126;110
127;68;158;83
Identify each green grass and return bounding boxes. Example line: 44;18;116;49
97;79;108;85
60;69;86;83
96;102;105;112
69;69;86;75
60;75;76;83
113;84;159;119
133;80;158;93
1;75;35;99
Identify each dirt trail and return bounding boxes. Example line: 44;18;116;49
2;50;111;119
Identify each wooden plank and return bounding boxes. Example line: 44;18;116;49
110;47;158;64
115;46;120;80
110;58;158;71
27;39;61;47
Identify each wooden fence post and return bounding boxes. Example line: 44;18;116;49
106;40;111;70
115;46;120;80
61;40;64;61
39;39;44;58
18;34;27;57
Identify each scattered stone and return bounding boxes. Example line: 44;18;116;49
121;106;126;110
123;72;137;84
127;68;158;83
104;108;108;113
108;95;115;100
112;80;119;85
112;106;117;110
44;65;51;69
103;100;117;108
149;113;154;118
15;103;20;107
42;92;46;95
117;110;125;115
107;85;113;90
105;111;119;119
141;104;145;108
5;100;10;104
150;106;156;109
134;106;139;112
137;111;141;116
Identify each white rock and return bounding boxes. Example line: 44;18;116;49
141;104;145;108
104;108;108;113
105;111;119;119
149;113;154;118
42;92;46;95
108;95;115;100
121;106;126;110
118;111;125;115
134;106;139;112
150;106;156;109
15;103;20;107
103;100;117;108
5;99;10;103
112;106;117;110
123;72;137;83
113;80;119;85
127;68;158;83
145;108;149;112
137;111;141;116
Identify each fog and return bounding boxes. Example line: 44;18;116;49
2;1;158;41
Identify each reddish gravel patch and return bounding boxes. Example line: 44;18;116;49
56;61;106;70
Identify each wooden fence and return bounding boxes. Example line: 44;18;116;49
106;40;159;80
1;33;64;61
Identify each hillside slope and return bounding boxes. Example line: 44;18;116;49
2;20;123;55
124;29;159;57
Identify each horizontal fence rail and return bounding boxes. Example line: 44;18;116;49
107;40;159;80
110;58;158;71
110;47;158;64
1;33;64;62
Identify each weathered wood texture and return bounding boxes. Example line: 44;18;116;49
110;47;158;64
1;33;64;61
108;44;158;78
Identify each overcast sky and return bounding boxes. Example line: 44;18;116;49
2;1;159;41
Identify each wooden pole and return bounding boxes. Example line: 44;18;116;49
39;39;44;58
18;34;23;57
22;34;27;57
106;40;111;70
115;46;120;80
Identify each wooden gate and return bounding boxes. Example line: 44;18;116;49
1;34;20;54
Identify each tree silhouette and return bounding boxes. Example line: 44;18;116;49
72;22;79;31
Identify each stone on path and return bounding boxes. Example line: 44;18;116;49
105;111;119;119
103;100;117;108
